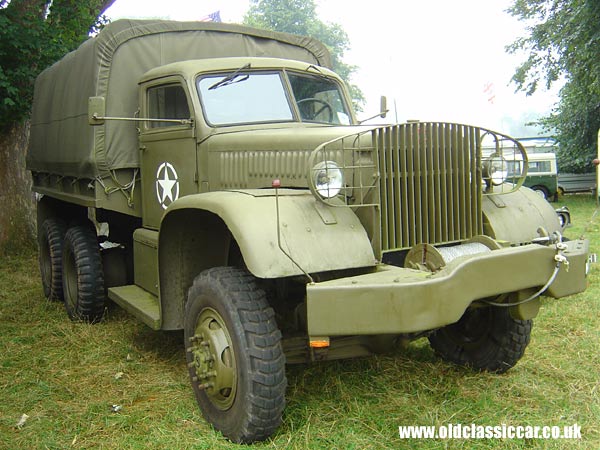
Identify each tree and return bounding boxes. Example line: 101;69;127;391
243;0;364;111
0;0;115;129
0;0;114;253
507;0;600;173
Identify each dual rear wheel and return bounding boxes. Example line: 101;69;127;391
38;219;105;322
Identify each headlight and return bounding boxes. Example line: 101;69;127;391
312;160;343;198
484;155;508;186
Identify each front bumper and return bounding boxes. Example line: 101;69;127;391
306;240;589;336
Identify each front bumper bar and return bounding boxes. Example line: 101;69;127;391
307;240;589;336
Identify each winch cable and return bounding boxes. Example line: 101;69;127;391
480;240;569;308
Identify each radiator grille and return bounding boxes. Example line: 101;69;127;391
374;123;483;251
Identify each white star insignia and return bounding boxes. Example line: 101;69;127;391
155;162;179;209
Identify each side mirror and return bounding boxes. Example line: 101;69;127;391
358;96;390;124
88;96;105;125
380;96;387;119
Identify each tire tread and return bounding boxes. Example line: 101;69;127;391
38;218;67;301
186;266;286;443
62;225;105;323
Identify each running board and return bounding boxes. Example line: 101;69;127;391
108;285;161;330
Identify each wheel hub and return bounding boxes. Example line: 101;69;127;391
188;307;237;410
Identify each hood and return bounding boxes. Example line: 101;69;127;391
203;124;376;190
203;124;373;152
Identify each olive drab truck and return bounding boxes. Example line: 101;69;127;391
27;20;590;443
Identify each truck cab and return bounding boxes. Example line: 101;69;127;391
137;57;357;227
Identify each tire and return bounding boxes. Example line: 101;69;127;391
38;218;67;301
532;186;549;200
62;225;105;323
185;267;286;443
428;306;532;373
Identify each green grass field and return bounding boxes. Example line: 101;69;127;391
1;195;598;449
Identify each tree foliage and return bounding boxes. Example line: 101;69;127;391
507;0;600;172
0;0;115;130
243;0;364;111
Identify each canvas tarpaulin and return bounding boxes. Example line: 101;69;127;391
27;20;332;179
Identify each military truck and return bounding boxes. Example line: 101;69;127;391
27;20;590;443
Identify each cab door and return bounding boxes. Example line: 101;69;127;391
139;79;197;229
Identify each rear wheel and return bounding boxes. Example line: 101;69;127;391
531;185;549;200
62;225;105;323
185;267;286;443
428;306;532;373
38;218;67;301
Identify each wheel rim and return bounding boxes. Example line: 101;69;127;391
446;307;492;348
189;307;237;410
63;246;78;313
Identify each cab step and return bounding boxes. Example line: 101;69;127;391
108;285;161;330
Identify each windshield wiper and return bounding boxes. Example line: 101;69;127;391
208;63;251;90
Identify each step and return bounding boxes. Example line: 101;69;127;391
108;285;161;330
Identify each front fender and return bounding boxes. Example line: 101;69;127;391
163;189;376;278
483;186;561;244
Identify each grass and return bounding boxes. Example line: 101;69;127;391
1;195;599;449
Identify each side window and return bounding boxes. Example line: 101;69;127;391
147;84;190;128
528;160;551;173
506;160;521;177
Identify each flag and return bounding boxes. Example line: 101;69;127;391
200;11;221;22
483;82;495;104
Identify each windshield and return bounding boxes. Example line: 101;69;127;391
198;72;293;125
288;73;350;125
197;69;351;126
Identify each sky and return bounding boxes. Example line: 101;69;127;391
105;0;558;137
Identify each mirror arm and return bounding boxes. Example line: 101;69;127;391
358;109;390;125
91;114;193;126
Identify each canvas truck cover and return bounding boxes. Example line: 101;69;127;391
27;19;332;180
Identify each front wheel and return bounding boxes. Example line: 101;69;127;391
428;306;532;373
184;267;286;443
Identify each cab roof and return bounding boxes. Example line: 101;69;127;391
140;57;341;83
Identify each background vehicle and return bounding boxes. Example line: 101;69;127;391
27;20;590;443
506;152;558;201
558;172;597;194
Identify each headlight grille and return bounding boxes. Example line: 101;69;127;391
308;122;526;252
